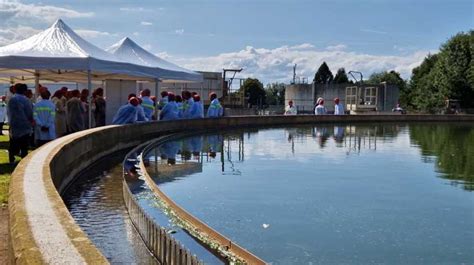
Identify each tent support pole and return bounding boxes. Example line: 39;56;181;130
34;70;40;99
155;79;159;97
87;70;92;129
155;80;160;120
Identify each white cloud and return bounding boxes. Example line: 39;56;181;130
174;29;184;35
155;52;171;60
120;6;162;12
290;43;314;50
360;28;388;35
326;44;347;51
133;32;140;36
120;7;147;12
76;29;117;39
173;43;432;84
141;21;153;26
0;25;40;46
0;0;93;23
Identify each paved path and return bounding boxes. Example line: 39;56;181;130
0;207;8;265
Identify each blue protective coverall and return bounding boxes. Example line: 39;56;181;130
137;105;149;122
141;96;155;120
207;98;223;117
33;99;56;141
160;101;179;121
182;98;194;119
189;101;203;119
112;103;138;125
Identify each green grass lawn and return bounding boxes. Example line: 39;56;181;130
0;130;27;205
0;133;16;205
0;126;36;205
0;134;14;205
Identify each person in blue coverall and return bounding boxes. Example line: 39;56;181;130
136;98;149;122
33;89;56;146
160;92;179;121
158;91;168;110
190;94;204;119
207;92;223;117
140;89;155;120
112;97;140;125
175;95;184;119
181;91;194;119
7;83;33;163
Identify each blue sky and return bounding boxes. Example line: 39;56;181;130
0;0;472;83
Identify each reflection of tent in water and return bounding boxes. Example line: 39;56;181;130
146;162;202;184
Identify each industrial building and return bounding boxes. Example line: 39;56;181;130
285;82;400;114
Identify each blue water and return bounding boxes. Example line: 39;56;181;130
145;123;474;264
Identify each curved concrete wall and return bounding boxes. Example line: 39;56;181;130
8;114;474;264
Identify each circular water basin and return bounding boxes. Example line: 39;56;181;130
144;123;474;264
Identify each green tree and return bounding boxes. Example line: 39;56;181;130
409;54;441;111
432;31;473;107
265;83;286;105
333;68;350;84
407;31;473;112
313;62;334;84
368;70;406;88
241;78;266;106
368;70;410;108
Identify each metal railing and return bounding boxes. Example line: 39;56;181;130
139;134;266;264
123;180;203;265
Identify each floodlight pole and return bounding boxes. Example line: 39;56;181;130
222;68;243;98
348;71;363;84
87;69;92;129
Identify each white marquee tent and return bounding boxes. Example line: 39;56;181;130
0;19;203;127
107;37;202;83
0;19;163;83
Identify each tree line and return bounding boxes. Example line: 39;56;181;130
240;30;472;111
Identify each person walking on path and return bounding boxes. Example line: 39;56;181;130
112;97;140;125
284;100;297;115
33;90;56;146
93;88;106;127
0;96;6;135
160;93;179;121
51;89;67;137
140;89;155;121
207;92;223;117
7;83;33;164
334;97;344;115
66;90;85;133
176;95;184;119
189;94;204;118
182;91;194;119
314;97;327;115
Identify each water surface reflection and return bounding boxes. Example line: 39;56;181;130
144;123;474;264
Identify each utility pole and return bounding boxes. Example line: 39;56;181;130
292;64;297;84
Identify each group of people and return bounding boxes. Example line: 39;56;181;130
284;97;345;115
4;83;106;163
112;90;223;125
2;81;225;163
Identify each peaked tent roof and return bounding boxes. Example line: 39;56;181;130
0;19;113;60
0;19;173;82
107;37;202;83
